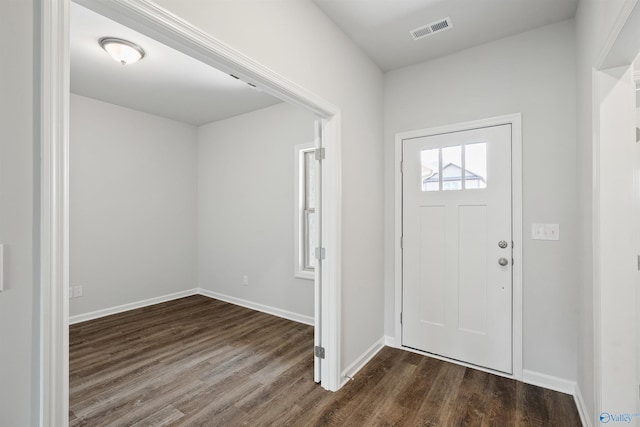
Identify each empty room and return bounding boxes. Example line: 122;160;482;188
68;2;322;424
3;0;640;426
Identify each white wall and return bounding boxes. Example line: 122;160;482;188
198;102;316;318
153;0;385;370
596;64;638;423
384;20;578;381
0;1;37;424
575;2;636;424
69;94;198;316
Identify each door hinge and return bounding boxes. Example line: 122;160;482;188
400;312;403;324
315;346;325;359
400;160;403;174
400;235;404;249
315;147;325;161
315;247;326;260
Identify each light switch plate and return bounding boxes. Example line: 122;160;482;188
532;224;560;241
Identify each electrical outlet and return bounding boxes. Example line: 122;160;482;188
73;285;83;298
242;275;249;286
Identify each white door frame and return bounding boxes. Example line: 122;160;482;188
393;114;523;380
590;0;640;420
40;1;343;425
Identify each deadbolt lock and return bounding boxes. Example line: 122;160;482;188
498;240;508;249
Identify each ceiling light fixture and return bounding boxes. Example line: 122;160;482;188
99;37;145;65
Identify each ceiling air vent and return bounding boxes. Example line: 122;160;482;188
410;17;453;40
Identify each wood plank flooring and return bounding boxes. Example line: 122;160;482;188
69;295;581;426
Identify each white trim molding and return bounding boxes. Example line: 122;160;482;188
593;65;639;423
522;370;576;396
69;289;199;325
40;0;70;425
197;289;314;326
574;383;594;427
319;114;342;391
594;0;640;70
590;67;603;427
340;337;385;387
384;335;397;347
393;113;524;381
69;288;314;327
386;338;583;400
591;3;640;422
42;1;343;423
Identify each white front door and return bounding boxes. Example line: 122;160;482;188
402;124;513;373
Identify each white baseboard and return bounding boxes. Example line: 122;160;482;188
69;289;198;325
197;288;314;326
522;369;576;395
384;335;397;347
340;336;385;387
69;288;314;327
383;336;586;422
574;383;593;427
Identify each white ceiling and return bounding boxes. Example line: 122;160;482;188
70;3;281;126
312;0;579;71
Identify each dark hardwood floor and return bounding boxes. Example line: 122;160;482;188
69;295;581;426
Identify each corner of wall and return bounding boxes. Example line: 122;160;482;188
574;382;594;427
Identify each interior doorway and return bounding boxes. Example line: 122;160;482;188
41;1;342;424
587;2;640;418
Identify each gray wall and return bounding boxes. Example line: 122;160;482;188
153;0;386;369
0;1;37;425
70;96;316;321
198;102;316;318
69;94;198;316
384;20;578;381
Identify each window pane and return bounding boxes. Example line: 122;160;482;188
464;143;487;189
421;148;440;192
304;209;317;270
442;145;462;191
304;151;316;209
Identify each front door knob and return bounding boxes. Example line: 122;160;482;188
498;257;509;266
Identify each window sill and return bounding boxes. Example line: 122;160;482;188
295;271;314;281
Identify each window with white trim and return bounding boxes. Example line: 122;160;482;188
294;142;317;279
